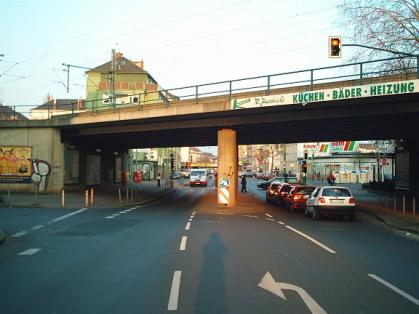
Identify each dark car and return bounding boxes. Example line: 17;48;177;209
171;172;181;179
275;183;297;207
284;185;316;211
257;176;300;190
265;182;282;203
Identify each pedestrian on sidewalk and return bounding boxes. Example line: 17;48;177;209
327;172;336;185
241;174;247;192
157;172;161;187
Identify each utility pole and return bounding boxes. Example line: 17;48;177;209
61;63;93;93
110;49;116;109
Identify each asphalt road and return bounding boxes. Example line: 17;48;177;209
1;182;419;314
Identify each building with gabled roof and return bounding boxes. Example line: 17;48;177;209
0;105;28;120
30;98;85;120
85;52;176;110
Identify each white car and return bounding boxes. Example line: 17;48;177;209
190;169;208;187
305;186;356;220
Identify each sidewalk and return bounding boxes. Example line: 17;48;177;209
305;178;419;235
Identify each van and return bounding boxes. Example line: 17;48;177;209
190;168;208;187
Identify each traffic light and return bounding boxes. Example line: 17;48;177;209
301;160;307;173
329;36;341;58
170;153;175;172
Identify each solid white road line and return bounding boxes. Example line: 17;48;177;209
32;225;43;231
368;274;419;307
265;213;273;218
168;271;182;311
285;225;336;254
277;221;285;225
50;208;88;223
179;236;188;251
12;231;28;238
18;248;41;255
185;222;191;230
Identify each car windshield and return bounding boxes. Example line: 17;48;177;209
296;187;316;195
270;183;281;189
280;185;293;192
321;188;352;197
191;171;206;177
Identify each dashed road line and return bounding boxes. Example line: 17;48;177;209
277;221;285;225
11;231;28;238
105;216;114;219
179;236;188;251
368;274;419;307
242;215;258;218
185;222;191;230
265;218;276;222
285;225;336;254
50;207;88;223
18;248;41;256
168;271;182;311
188;218;193;221
265;213;273;218
32;225;43;231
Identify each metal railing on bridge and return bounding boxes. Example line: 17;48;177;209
13;56;419;119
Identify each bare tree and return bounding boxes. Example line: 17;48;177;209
338;0;418;74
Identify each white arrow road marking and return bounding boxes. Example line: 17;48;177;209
19;248;41;256
285;226;336;254
185;222;191;230
368;274;419;307
258;271;327;314
168;271;182;311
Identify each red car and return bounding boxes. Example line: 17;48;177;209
284;185;316;211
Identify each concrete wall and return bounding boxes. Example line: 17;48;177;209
0;127;64;193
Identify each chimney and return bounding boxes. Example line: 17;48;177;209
53;98;57;110
134;60;144;69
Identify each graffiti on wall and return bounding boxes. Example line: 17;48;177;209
31;159;51;191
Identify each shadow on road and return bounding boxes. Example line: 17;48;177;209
196;232;228;314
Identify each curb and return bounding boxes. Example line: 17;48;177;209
358;208;419;235
0;230;5;246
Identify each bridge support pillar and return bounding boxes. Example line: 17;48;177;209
217;129;237;207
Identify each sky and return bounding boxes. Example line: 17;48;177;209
0;0;349;118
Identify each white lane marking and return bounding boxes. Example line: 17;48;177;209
192;211;196;215
32;225;43;231
129;207;136;210
185;222;191;230
113;213;120;217
125;209;133;212
50;208;88;223
243;215;258;218
18;248;41;255
277;221;285;225
105;216;114;219
179;236;188;251
265;218;276;222
168;271;182;311
188;218;193;222
368;274;419;307
285;225;336;254
119;210;127;214
12;231;28;238
265;213;273;218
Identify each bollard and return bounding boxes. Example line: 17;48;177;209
393;194;397;213
90;188;94;207
118;188;122;204
85;189;89;208
61;189;65;208
413;196;416;216
402;195;406;215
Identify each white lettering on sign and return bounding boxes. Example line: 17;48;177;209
231;79;419;110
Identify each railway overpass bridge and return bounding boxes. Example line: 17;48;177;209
1;62;418;205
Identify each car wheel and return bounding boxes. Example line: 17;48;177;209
313;208;321;220
305;207;310;217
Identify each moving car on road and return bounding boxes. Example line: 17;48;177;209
265;182;282;203
190;169;208;187
275;183;297;208
305;186;356;220
257;176;300;190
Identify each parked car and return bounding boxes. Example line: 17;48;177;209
305;186;356;220
239;172;256;179
257;176;300;190
284;185;316;212
171;172;181;179
265;182;283;203
275;183;297;208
